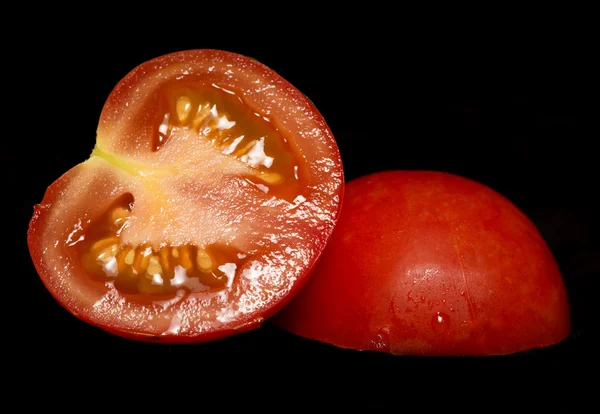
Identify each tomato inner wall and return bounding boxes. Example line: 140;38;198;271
66;194;249;301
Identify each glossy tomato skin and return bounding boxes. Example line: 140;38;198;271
273;171;570;356
28;50;343;343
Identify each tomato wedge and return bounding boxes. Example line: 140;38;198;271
28;49;343;343
273;171;570;356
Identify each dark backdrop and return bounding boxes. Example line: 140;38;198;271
15;28;593;406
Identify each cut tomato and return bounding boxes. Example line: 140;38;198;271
28;49;343;343
273;171;570;356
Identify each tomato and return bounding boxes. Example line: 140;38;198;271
273;170;570;356
27;49;343;343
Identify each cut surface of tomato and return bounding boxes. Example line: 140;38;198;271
273;171;570;356
28;50;343;343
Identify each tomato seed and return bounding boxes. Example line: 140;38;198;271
176;96;192;123
192;104;211;129
179;245;194;271
124;248;135;265
91;237;118;253
196;248;213;271
146;256;162;276
259;172;283;185
110;207;130;224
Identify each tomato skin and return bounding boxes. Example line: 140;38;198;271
27;50;343;343
273;171;570;356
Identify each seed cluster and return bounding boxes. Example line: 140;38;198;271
81;205;245;295
157;90;286;185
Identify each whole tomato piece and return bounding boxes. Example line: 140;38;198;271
28;50;343;343
273;171;570;356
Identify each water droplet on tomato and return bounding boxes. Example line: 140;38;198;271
368;326;391;352
432;312;450;334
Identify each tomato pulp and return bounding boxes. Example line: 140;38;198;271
273;171;570;356
28;50;343;343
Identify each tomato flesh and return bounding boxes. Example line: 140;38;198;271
273;171;570;356
28;50;343;343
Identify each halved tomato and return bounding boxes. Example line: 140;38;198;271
27;49;343;343
273;171;570;356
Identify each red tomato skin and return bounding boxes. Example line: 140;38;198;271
273;171;570;356
27;50;344;343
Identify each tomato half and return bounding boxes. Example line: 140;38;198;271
28;49;343;343
273;171;570;356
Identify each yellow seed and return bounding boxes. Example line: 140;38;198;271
139;256;151;272
180;246;193;270
133;252;144;271
192;105;210;129
234;139;257;157
159;248;171;274
259;172;283;185
196;248;213;271
110;207;130;224
147;256;162;275
133;246;152;273
124;249;135;265
91;237;119;253
140;248;152;269
176;96;192;123
116;246;131;274
96;244;118;263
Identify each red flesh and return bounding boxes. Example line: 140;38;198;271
28;50;343;343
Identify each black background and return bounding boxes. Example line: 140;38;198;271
13;22;594;407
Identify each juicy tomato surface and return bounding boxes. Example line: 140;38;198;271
28;49;343;343
273;170;570;356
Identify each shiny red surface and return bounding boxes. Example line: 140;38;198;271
28;50;343;343
274;171;570;355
